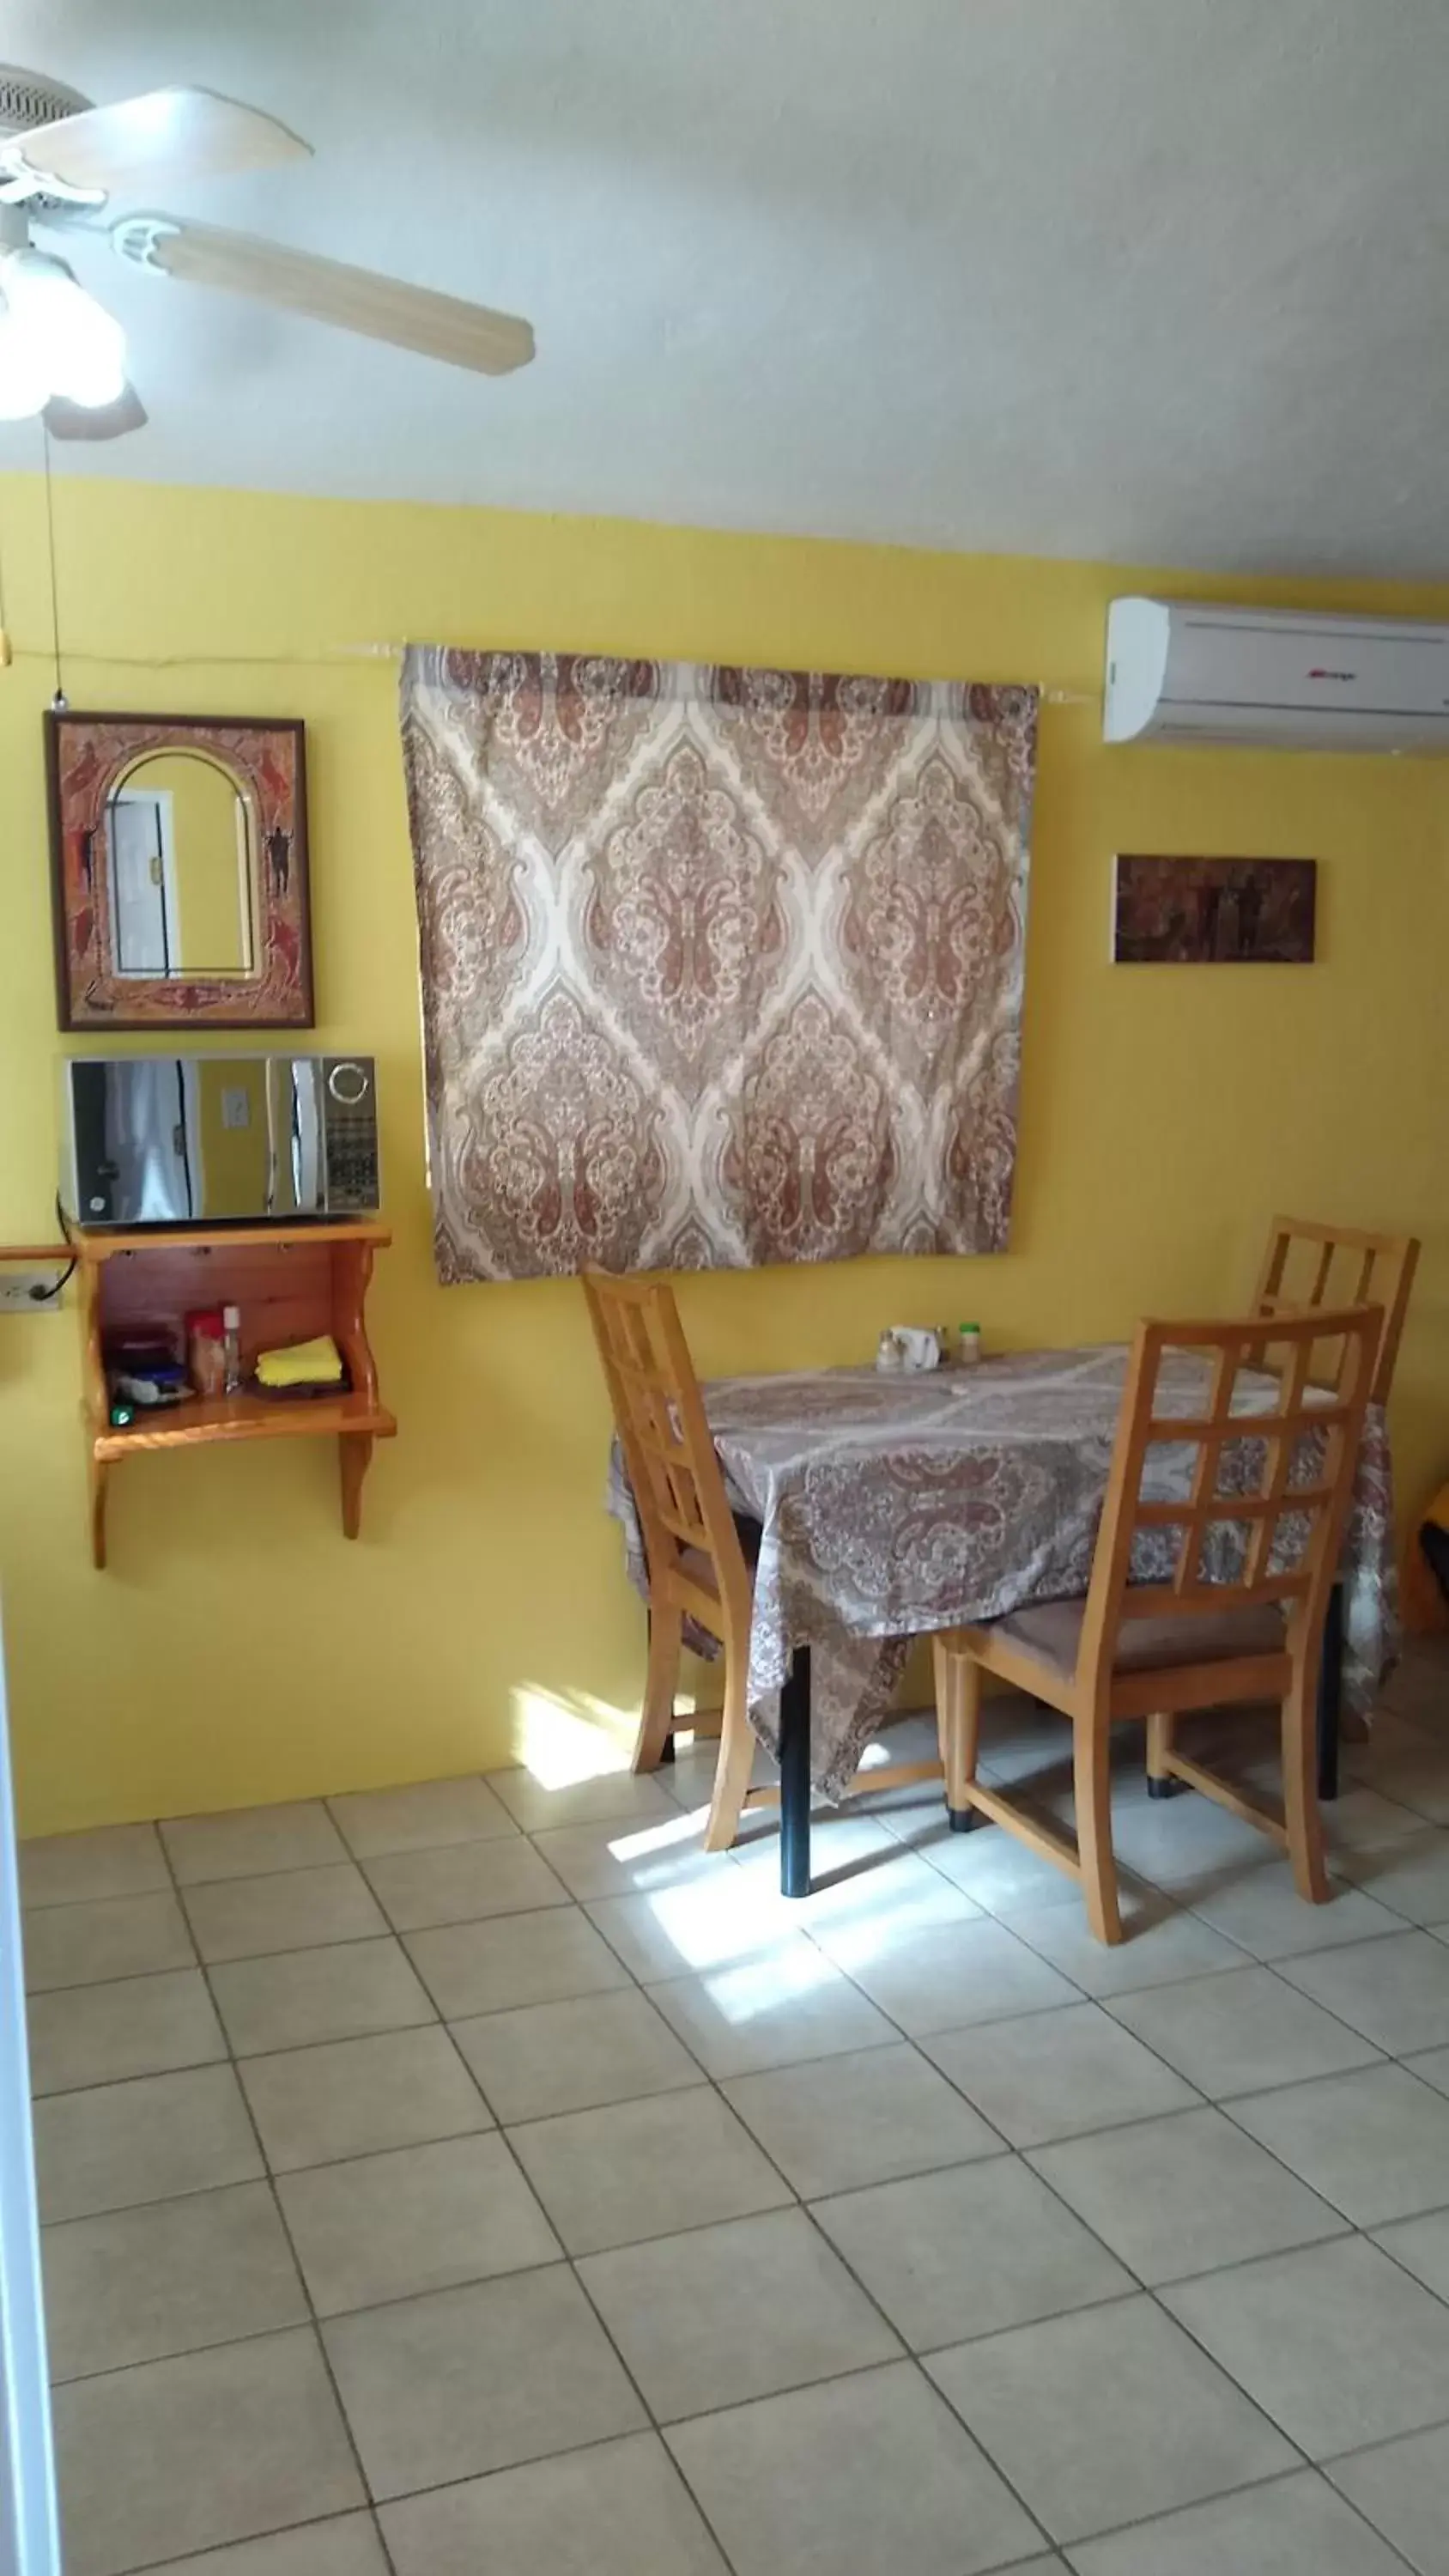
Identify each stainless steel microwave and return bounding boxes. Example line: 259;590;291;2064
62;1054;381;1227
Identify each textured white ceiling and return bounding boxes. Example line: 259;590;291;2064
2;0;1447;574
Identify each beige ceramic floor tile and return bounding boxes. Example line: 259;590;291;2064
826;1912;1079;2037
1338;1828;1449;1926
278;2132;559;2312
666;2359;1041;2576
239;2024;493;2172
926;2295;1294;2545
1105;1964;1382;2099
210;1938;435;2056
1162;2236;1449;2458
361;1836;568;1930
1028;2104;1343;2285
579;2207;901;2419
28;1967;226;2095
647;1949;896;2078
153;2518;391;2576
450;1985;700;2123
583;1880;813;1984
1229;2063;1449;2226
786;1852;984;1953
21;1891;194;1992
1320;1785;1439;1853
919;2002;1197;2148
52;2327;363;2576
323;2269;646;2499
20;1822;168;1909
722;2041;1003;2196
1188;1863;1403;1960
1326;2423;1449;2574
403;1907;632;2018
530;1811;727;1901
507;2084;791;2255
33;2063;263;2222
184;1864;389;1963
1372;2206;1449;2300
1007;1899;1246;1998
1066;2469;1412;2575
1403;2038;1449;2099
43;2179;307;2379
488;1765;681;1832
162;1802;348;1885
379;2431;729;2576
1277;1929;1449;2055
328;1775;518;1857
904;1815;1090;1915
813;2155;1132;2351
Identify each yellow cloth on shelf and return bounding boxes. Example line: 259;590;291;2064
255;1334;345;1390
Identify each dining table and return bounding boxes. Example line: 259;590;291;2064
606;1344;1398;1900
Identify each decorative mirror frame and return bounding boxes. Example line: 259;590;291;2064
45;710;313;1031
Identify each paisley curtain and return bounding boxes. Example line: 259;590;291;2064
400;649;1038;1284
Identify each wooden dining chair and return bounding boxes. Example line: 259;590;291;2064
1252;1216;1418;1409
583;1269;945;1852
931;1304;1380;1943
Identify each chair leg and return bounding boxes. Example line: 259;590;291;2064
934;1637;982;1829
1074;1709;1123;1944
1145;1710;1179;1800
704;1661;756;1854
1282;1674;1331;1905
634;1605;682;1773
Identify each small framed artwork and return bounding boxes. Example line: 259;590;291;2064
1113;856;1316;965
45;710;313;1030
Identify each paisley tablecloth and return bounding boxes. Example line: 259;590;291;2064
606;1345;1397;1797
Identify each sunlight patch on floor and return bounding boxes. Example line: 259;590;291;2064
510;1686;635;1786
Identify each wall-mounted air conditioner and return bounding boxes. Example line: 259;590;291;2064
1104;598;1449;752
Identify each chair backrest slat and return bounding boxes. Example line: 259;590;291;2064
1252;1217;1418;1407
581;1268;753;1636
1075;1304;1380;1693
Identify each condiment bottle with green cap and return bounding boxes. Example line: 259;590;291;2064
956;1322;982;1366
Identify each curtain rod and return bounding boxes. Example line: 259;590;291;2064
1;641;1094;702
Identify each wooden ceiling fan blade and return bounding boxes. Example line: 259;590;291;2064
44;383;148;440
113;216;536;375
3;89;309;202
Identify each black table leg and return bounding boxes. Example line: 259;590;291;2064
1317;1578;1343;1805
778;1646;812;1900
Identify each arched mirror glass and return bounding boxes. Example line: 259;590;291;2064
106;750;258;978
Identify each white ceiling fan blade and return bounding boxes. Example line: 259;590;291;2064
0;89;309;205
44;383;148;440
112;216;536;376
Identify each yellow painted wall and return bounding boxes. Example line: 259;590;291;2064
0;473;1445;1835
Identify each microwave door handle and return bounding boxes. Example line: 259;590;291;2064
263;1063;279;1214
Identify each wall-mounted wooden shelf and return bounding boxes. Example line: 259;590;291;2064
76;1219;396;1567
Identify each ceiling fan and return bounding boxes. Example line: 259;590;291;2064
0;66;536;439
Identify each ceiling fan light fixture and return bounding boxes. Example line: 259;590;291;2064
0;245;125;407
0;294;48;416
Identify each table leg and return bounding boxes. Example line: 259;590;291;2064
778;1646;812;1900
1317;1579;1343;1806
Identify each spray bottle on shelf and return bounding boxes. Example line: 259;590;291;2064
221;1304;243;1395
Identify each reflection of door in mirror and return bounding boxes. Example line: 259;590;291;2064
106;753;257;978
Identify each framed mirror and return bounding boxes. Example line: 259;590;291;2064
46;712;313;1030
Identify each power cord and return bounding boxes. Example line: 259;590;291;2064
23;1195;78;1303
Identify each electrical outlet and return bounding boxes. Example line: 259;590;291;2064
221;1086;252;1131
0;1267;68;1313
